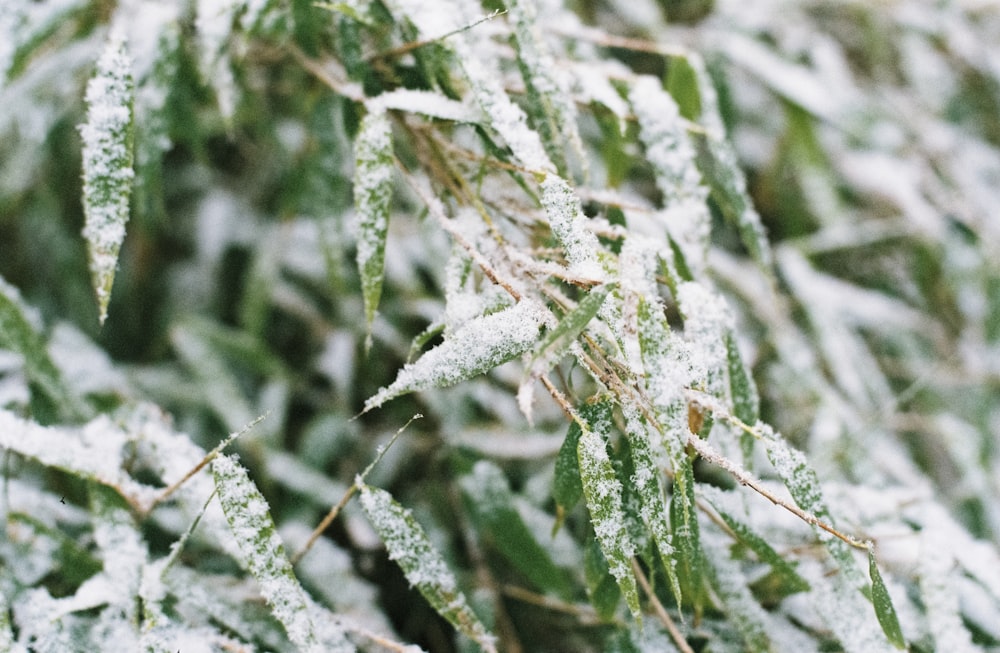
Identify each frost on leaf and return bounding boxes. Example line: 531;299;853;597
685;53;772;270
359;483;496;651
364;298;547;412
354;106;394;347
539;174;605;280
506;0;585;177
212;453;321;653
629;75;710;275
79;31;134;326
576;399;640;620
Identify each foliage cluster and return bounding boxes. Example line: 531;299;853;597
2;0;1000;651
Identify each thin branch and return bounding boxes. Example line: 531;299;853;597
368;9;508;62
399;169;523;301
292;415;421;565
683;390;871;550
632;559;694;653
501;585;606;626
149;412;270;512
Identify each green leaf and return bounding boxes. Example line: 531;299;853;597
358;483;496;651
79;32;135;326
621;404;682;609
584;537;623;622
725;329;759;463
760;426;865;587
460;460;571;597
507;0;585;179
686;54;773;270
577;397;641;621
666;56;701;121
354;106;394;349
670;457;706;617
528;282;616;378
553;416;585;514
364;298;547;412
716;509;809;595
0;279;86;421
869;549;906;649
212;453;323;652
702;530;772;653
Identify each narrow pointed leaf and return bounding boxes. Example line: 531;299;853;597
759;425;865;587
577;398;640;620
507;0;586;178
716;509;809;595
622;404;682;609
79;32;134;326
212;453;321;652
359;483;496;651
528;282;616;377
671;456;706;616
364;299;547;412
460;461;571;597
869;549;906;649
354;106;393;346
687;54;772;270
702;532;772;653
553;415;585;512
725;329;759;426
0;279;85;420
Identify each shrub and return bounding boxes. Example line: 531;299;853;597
2;1;999;651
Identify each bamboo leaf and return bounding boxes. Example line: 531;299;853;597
759;425;865;586
670;456;706;617
869;549;906;649
577;398;641;621
212;453;322;653
716;509;809;595
364;298;548;412
0;279;86;420
725;329;759;463
553;415;585;513
629;75;710;274
460;461;571;597
528;282;616;378
506;0;586;179
354;106;394;348
359;483;496;651
584;538;622;622
79;31;134;326
686;54;773;270
702;532;772;653
621;404;682;609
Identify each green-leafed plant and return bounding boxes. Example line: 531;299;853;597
2;0;1000;651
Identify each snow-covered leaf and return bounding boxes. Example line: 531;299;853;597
0;279;85;420
527;281;615;378
212;453;322;652
354;106;394;347
79;31;134;326
576;397;640;620
460;460;571;596
869;549;905;649
364;298;547;412
358;483;496;651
